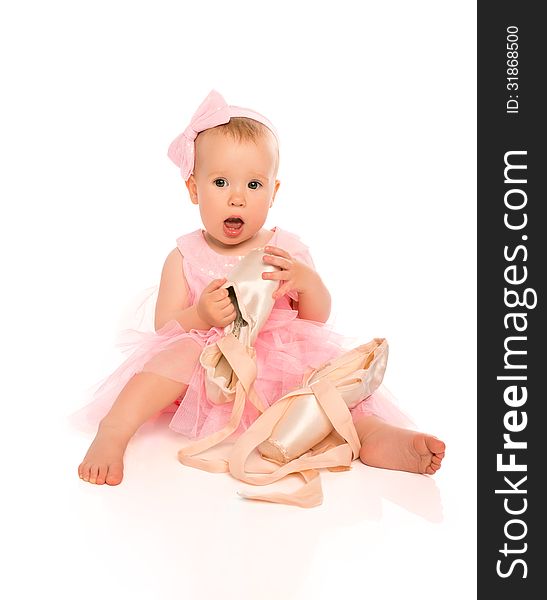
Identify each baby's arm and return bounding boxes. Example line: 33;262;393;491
296;274;331;323
154;249;209;331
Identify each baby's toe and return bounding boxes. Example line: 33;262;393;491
95;465;108;485
105;463;123;486
429;438;446;455
79;463;90;482
88;464;100;484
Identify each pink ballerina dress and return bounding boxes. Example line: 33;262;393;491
70;227;411;441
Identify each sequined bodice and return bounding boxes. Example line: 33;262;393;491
175;227;312;310
176;228;279;307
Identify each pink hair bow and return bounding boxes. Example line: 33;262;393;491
167;89;279;181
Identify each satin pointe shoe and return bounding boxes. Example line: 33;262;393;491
227;338;389;508
177;247;280;467
257;337;388;464
199;246;280;407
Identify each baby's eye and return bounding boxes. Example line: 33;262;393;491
214;178;227;187
248;181;262;190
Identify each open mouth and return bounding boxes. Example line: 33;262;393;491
223;217;244;236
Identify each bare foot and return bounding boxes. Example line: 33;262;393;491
78;423;131;485
358;420;445;475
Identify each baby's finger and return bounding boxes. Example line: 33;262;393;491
216;297;234;311
222;305;238;320
264;245;291;259
211;286;230;301
222;315;237;328
205;278;227;293
216;307;237;326
262;270;289;281
263;253;291;270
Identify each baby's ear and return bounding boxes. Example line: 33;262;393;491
185;175;199;205
270;179;281;207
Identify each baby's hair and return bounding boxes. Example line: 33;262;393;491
199;117;280;176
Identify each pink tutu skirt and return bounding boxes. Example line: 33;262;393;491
69;307;413;439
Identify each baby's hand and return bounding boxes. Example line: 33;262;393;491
262;246;319;300
197;278;237;328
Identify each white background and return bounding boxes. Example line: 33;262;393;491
1;1;476;598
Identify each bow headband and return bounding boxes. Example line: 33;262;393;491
167;89;279;181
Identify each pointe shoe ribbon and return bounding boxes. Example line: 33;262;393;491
228;338;389;507
177;247;280;471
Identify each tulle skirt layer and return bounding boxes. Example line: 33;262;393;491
69;309;413;439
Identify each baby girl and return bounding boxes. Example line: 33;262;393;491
76;89;445;488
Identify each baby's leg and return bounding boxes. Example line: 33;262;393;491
353;414;445;475
78;372;188;486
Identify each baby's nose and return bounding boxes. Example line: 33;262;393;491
229;194;246;207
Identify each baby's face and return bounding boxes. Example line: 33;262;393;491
186;129;280;249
